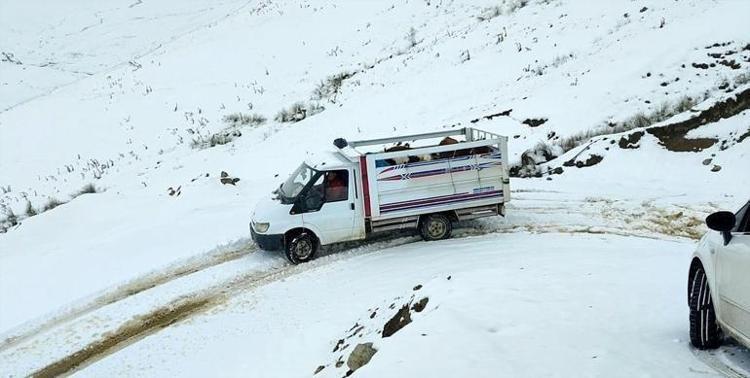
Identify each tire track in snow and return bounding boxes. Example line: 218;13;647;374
31;264;289;378
504;193;713;240
33;296;215;378
5;234;421;377
0;241;254;352
27;236;420;377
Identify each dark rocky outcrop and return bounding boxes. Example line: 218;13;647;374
382;304;412;338
411;297;429;313
522;118;548;127
618;131;644;149
563;154;603;168
646;88;750;152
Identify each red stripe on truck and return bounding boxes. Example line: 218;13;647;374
360;156;371;217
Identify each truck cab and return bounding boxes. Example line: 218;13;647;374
250;152;366;262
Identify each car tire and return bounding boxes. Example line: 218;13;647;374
285;232;317;264
419;214;452;241
689;265;722;349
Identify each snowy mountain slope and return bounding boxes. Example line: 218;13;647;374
0;0;749;376
0;0;254;111
2;0;748;208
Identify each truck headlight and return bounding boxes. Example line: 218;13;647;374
254;222;270;233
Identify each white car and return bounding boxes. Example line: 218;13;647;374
688;200;750;349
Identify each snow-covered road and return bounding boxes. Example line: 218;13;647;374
69;233;750;377
1;192;748;377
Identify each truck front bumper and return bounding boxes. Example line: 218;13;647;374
251;227;285;251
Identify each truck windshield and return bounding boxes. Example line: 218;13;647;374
279;163;318;202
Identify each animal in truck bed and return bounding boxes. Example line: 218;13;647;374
250;127;511;264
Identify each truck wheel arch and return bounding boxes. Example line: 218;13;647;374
284;228;319;247
419;211;458;225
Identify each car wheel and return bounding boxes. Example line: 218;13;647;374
689;265;722;349
285;232;317;264
420;214;452;241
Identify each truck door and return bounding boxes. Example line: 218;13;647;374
301;169;360;245
476;148;504;195
716;201;750;339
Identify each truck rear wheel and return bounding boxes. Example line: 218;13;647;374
420;214;452;241
285;232;317;264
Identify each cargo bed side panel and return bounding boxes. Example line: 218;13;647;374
367;143;507;221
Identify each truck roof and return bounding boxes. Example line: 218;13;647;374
304;150;356;170
338;127;506;158
308;127;508;171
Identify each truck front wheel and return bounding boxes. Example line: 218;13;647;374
420;214;452;241
285;232;317;264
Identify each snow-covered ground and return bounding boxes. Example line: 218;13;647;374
1;0;749;376
72;233;743;378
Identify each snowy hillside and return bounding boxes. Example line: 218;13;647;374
1;0;749;376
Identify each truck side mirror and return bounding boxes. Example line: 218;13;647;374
706;211;735;245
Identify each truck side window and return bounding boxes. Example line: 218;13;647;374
302;174;325;211
325;170;348;202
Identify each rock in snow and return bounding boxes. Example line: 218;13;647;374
346;343;377;372
382;304;412;338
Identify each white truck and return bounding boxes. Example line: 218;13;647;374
250;127;510;263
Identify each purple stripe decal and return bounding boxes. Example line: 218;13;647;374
380;190;503;212
377;161;503;182
382;194;498;212
380;192;502;213
376;153;502;176
382;192;469;207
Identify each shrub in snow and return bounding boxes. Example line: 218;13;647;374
0;207;18;233
191;113;268;149
733;72;750;86
42;197;65;212
74;183;98;198
477;6;502;21
191;129;242;149
274;102;325;123
25;201;37;217
653;103;674;123
311;72;353;103
476;0;528;21
626;112;651;129
557;128;601;153
551;53;575;68
672;96;697;114
405;27;418;48
222;112;266;127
